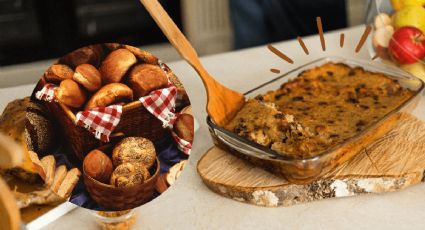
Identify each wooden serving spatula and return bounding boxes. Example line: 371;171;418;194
139;0;245;126
0;133;24;230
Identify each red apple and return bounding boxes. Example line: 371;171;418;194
389;26;425;64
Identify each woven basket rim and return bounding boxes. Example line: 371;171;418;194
56;93;144;121
83;157;160;190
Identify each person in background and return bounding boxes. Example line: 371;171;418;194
229;0;347;49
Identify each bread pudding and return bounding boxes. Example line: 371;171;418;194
225;63;414;158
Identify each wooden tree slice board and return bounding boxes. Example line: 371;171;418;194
197;113;425;207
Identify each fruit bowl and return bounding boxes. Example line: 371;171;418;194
367;0;425;81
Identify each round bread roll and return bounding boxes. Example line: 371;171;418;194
128;64;168;98
173;114;194;143
104;43;121;50
44;64;74;82
25;100;56;154
112;137;156;168
84;83;133;110
55;79;87;108
110;162;150;188
168;73;190;108
73;64;102;92
99;49;137;84
104;44;158;65
59;45;103;68
83;149;113;184
123;45;158;65
180;105;192;116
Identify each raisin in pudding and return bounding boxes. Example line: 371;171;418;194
225;63;414;159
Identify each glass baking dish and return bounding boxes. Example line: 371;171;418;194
207;56;424;184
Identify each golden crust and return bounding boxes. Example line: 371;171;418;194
44;64;74;82
128;64;168;98
226;63;414;158
73;64;102;92
99;49;137;84
112;137;156;168
85;83;133;110
109;162;150;188
55;79;87;108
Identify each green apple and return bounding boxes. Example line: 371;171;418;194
402;62;425;81
393;6;425;34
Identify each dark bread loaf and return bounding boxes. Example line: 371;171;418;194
25;100;57;154
0;98;49;183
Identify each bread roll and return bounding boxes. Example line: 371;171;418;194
104;43;121;50
59;45;103;68
128;64;168;98
73;64;102;92
168;73;190;108
55;79;87;108
83;149;113;184
112;137;156;168
180;105;192;116
99;49;137;84
173;114;194;143
85;83;133;110
104;44;158;65
44;64;74;82
110;162;150;188
123;45;158;65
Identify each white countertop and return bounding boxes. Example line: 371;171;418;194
2;25;425;230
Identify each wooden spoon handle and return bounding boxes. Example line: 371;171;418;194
0;177;21;230
0;133;22;229
138;0;217;89
139;0;245;126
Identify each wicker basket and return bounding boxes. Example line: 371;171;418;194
35;75;166;160
83;157;160;211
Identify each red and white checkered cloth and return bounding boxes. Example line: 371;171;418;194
140;85;192;155
75;105;122;142
35;83;57;102
140;85;177;128
171;130;192;155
